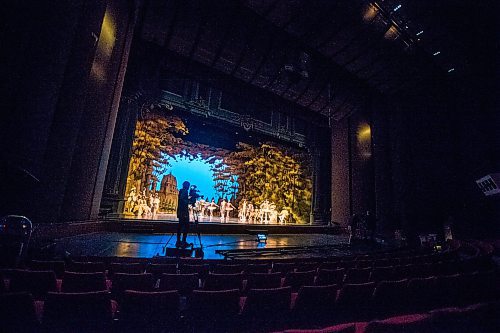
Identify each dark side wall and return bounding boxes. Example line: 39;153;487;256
0;0;138;223
331;76;499;241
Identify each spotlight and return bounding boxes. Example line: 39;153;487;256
393;4;402;12
433;51;441;56
448;68;455;73
416;30;424;36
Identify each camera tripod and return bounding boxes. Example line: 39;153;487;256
162;209;204;258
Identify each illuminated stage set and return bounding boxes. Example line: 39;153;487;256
106;75;332;228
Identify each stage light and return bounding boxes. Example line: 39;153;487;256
363;3;379;22
448;68;455;73
384;25;400;40
433;51;441;56
393;4;402;12
416;30;424;36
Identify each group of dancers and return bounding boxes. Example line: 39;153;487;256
191;197;289;224
124;187;161;218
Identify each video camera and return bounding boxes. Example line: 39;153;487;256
188;185;202;205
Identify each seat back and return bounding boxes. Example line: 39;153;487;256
111;273;155;301
370;266;395;282
119;290;180;331
316;268;345;286
61;271;107;292
365;313;433;333
272;262;296;276
0;292;39;332
292;284;339;327
245;263;271;274
146;263;177;279
188;289;241;331
204;272;244;291
372;279;409;316
283;270;316;292
29;260;65;278
67;261;106;273
241;286;292;330
406;276;437;311
179;264;210;280
42;291;113;331
8;269;57;298
109;263;144;276
344;267;372;284
159;273;199;295
246;272;282;291
212;263;245;274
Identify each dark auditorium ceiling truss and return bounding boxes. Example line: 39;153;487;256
139;0;470;120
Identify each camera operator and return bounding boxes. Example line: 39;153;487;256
176;181;191;248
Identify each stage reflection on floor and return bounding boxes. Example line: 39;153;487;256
52;232;385;260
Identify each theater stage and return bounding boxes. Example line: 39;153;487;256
52;232;387;260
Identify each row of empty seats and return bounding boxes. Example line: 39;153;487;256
1;268;498;332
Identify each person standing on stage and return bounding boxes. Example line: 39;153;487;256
176;181;190;248
220;198;227;223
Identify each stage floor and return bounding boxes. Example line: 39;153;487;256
52;232;385;260
120;212;292;225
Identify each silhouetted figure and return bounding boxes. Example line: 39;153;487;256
176;181;190;248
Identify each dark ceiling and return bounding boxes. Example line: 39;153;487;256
138;0;498;120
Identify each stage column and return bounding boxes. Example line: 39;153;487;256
331;118;350;226
59;0;139;222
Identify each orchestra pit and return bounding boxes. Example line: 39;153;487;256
0;0;498;332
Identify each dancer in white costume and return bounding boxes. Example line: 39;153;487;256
151;193;160;219
126;187;137;212
225;201;236;222
259;200;270;224
246;202;254;223
238;199;247;223
278;209;289;225
207;198;218;222
220;199;227;223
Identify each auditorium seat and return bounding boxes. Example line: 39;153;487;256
339;260;357;269
8;269;57;299
320;261;341;270
111;273;155;302
272;262;296;276
180;263;210;280
316;268;345;286
295;262;319;272
406;276;438;312
371;279;409;317
245;272;282;291
204;272;245;291
213;263;245;274
429;302;500;333
118;290;180;332
159;273;200;295
0;292;40;332
369;266;395;282
291;284;339;327
356;260;374;269
109;262;145;276
241;286;292;331
344;267;372;284
278;322;357;333
283;270;316;292
67;261;106;273
335;282;376;322
364;313;433;333
245;262;271;273
187;289;241;332
29;260;66;278
42;291;114;332
61;271;107;293
146;263;178;279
